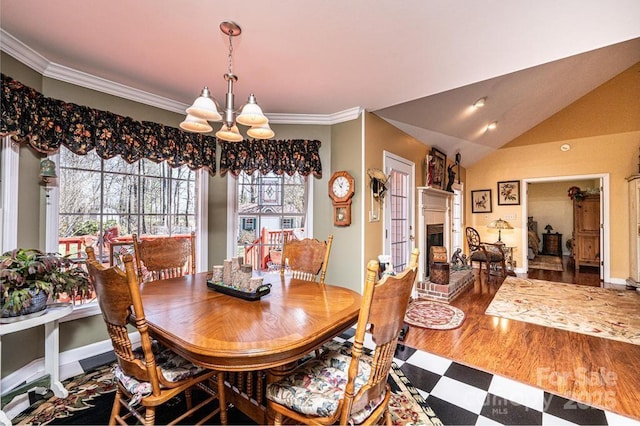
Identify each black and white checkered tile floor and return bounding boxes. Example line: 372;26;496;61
18;330;637;426
337;328;640;426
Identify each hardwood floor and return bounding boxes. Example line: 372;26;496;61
403;256;640;421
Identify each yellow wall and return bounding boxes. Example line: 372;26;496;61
468;61;640;280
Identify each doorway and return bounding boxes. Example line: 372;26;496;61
523;174;607;282
383;151;415;273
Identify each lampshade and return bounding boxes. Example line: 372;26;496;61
488;218;513;230
179;114;213;133
185;86;222;121
247;123;275;139
236;94;268;126
488;218;512;243
216;124;243;142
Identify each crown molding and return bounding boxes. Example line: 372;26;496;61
1;29;360;125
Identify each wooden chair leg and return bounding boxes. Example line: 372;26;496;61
109;387;122;426
217;372;228;425
144;406;156;426
185;388;193;410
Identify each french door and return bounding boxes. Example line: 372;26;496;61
383;152;415;273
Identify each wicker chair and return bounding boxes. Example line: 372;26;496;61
85;247;227;425
132;232;195;284
266;248;419;425
280;235;333;283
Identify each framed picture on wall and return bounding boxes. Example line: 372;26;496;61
430;147;447;190
471;189;492;213
497;180;520;205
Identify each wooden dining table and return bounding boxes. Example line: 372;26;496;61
136;271;362;423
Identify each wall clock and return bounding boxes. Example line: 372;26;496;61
328;171;355;226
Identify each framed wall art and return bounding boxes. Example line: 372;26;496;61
429;147;447;190
497;180;520;205
471;189;492;213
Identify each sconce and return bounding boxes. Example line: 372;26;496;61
39;158;57;188
367;168;389;222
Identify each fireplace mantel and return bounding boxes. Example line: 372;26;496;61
417;186;454;281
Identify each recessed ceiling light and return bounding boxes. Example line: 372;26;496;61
473;97;487;108
561;143;571;151
486;121;498;131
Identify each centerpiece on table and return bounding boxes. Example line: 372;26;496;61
208;256;271;301
0;248;91;319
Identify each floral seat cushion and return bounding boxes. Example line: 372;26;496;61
113;341;207;407
266;347;386;423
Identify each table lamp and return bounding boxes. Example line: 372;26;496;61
488;218;513;243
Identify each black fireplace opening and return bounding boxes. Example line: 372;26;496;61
426;224;444;277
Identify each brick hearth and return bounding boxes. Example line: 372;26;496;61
416;268;474;303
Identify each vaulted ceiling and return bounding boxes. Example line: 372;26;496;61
2;1;639;167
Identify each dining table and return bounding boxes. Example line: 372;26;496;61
136;271;362;423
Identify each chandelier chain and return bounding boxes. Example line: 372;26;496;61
227;32;234;75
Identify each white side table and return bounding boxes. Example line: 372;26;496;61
0;303;72;425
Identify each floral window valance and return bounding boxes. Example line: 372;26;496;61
219;139;322;177
1;73;218;173
1;73;323;177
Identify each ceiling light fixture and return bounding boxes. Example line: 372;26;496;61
180;21;274;142
486;121;498;131
473;97;487;108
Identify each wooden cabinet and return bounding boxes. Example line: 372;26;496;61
573;194;600;270
628;175;640;287
542;233;562;256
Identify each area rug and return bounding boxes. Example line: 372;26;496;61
404;299;465;330
528;254;564;271
13;347;442;425
486;277;640;345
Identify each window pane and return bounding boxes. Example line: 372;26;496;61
59;168;101;214
60;149;101;171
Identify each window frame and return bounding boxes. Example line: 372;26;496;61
226;172;314;260
44;150;207;318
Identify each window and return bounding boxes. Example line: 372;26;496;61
58;148;196;251
232;171;310;271
57;147;197;262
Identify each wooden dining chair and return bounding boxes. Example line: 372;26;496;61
280;235;333;283
266;248;419;426
85;247;227;426
465;226;506;279
132;232;195;284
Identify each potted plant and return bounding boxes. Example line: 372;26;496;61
0;248;91;318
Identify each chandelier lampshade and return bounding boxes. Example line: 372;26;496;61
179;114;213;133
247;123;275;139
185;87;222;121
179;21;274;142
215;124;243;142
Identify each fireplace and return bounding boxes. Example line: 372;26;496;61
417;186;454;281
426;224;444;276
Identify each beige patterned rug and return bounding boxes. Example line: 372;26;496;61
486;277;640;345
528;254;563;271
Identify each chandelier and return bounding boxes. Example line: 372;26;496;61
180;21;274;142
